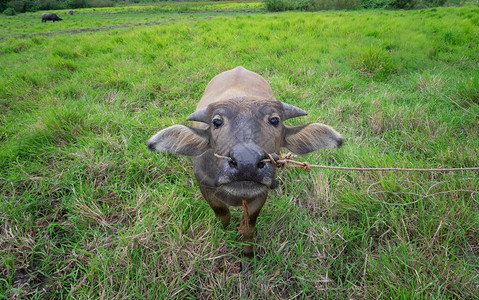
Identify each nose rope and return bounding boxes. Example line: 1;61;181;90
213;152;311;170
267;153;311;170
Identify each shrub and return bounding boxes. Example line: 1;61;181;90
362;0;391;8
416;0;447;8
265;0;451;10
70;0;89;9
265;0;363;11
265;0;308;11
3;7;16;15
88;0;115;8
309;0;362;10
36;0;64;10
386;0;446;8
6;0;38;12
387;0;417;8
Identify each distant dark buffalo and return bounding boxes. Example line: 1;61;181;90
41;13;63;23
69;9;74;15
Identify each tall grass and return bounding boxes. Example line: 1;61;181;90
1;3;478;299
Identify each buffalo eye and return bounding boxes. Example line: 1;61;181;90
212;118;223;128
269;116;280;126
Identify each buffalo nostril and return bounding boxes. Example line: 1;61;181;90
257;161;265;169
229;158;237;168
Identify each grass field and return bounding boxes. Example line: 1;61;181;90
1;2;479;298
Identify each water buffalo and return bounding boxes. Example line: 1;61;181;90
69;9;74;15
41;13;62;23
148;66;343;257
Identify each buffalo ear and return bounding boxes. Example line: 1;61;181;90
283;123;343;154
147;125;210;157
281;102;307;120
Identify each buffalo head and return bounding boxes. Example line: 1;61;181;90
148;96;342;200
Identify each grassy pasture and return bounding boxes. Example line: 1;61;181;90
1;2;479;298
0;1;265;37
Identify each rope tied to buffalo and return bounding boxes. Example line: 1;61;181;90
266;153;479;172
213;152;478;217
238;200;250;234
264;153;478;206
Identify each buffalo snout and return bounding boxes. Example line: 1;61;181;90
215;143;276;191
228;143;269;174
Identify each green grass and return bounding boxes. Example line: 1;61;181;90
0;1;265;37
1;2;478;298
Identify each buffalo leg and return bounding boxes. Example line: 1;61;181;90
240;195;267;258
199;185;231;227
